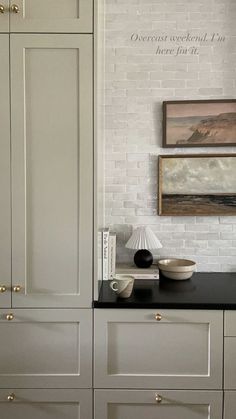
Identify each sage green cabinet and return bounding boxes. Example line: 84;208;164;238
0;389;92;419
0;309;92;388
0;0;92;33
10;34;93;308
94;309;223;389
95;390;223;419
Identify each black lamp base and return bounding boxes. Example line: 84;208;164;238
134;249;153;268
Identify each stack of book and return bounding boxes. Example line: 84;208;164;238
116;263;159;279
101;228;159;280
101;228;116;280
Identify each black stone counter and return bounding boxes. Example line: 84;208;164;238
93;272;236;309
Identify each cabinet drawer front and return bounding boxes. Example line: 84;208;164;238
94;309;223;389
10;0;93;33
0;389;92;419
11;34;93;308
95;390;223;419
225;311;236;336
0;309;92;388
224;391;236;419
224;338;236;389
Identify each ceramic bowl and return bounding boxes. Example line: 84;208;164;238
157;259;196;280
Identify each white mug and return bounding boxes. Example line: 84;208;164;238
110;275;135;298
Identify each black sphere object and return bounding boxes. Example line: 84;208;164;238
134;249;153;268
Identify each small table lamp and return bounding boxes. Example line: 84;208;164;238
125;226;162;268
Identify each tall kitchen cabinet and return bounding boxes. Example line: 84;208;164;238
0;2;93;418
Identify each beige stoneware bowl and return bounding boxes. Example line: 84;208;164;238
157;259;196;280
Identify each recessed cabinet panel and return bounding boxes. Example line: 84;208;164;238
0;1;9;32
94;390;223;419
11;35;93;308
107;322;209;375
10;0;93;33
0;35;11;308
0;389;92;419
94;309;223;389
0;309;92;388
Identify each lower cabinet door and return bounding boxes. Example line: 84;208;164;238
0;389;92;419
224;392;236;419
94;390;223;419
94;309;223;389
0;309;92;388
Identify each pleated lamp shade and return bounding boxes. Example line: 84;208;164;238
126;226;162;250
126;226;162;268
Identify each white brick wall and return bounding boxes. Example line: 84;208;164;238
104;0;236;272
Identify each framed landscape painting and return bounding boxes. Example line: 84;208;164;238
159;154;236;216
163;100;236;147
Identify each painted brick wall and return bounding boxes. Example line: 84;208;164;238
104;0;236;271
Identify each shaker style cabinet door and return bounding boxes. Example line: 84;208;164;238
9;0;93;33
10;34;93;308
94;390;223;419
0;35;11;308
0;1;9;32
0;309;92;388
0;389;92;419
94;309;223;389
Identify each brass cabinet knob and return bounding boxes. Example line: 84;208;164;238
0;4;5;13
0;285;7;293
155;394;162;403
7;393;15;402
13;285;21;293
11;4;19;13
155;313;162;321
6;313;14;321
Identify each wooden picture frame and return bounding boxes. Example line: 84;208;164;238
159;154;236;216
163;99;236;148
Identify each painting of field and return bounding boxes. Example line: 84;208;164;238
163;101;236;147
159;155;236;216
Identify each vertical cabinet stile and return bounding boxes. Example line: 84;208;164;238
0;34;11;308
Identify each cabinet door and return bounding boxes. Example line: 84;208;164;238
95;390;223;419
0;389;92;419
224;391;236;419
0;309;92;388
0;1;9;32
0;35;11;308
10;0;93;33
94;309;223;389
11;34;93;308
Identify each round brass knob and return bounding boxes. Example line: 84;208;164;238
6;313;14;321
13;285;21;293
0;285;7;293
11;4;19;13
0;5;5;13
7;393;15;402
155;394;162;403
155;313;162;321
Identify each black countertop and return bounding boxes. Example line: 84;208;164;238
93;273;236;309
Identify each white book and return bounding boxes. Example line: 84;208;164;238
102;228;109;281
108;233;116;279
